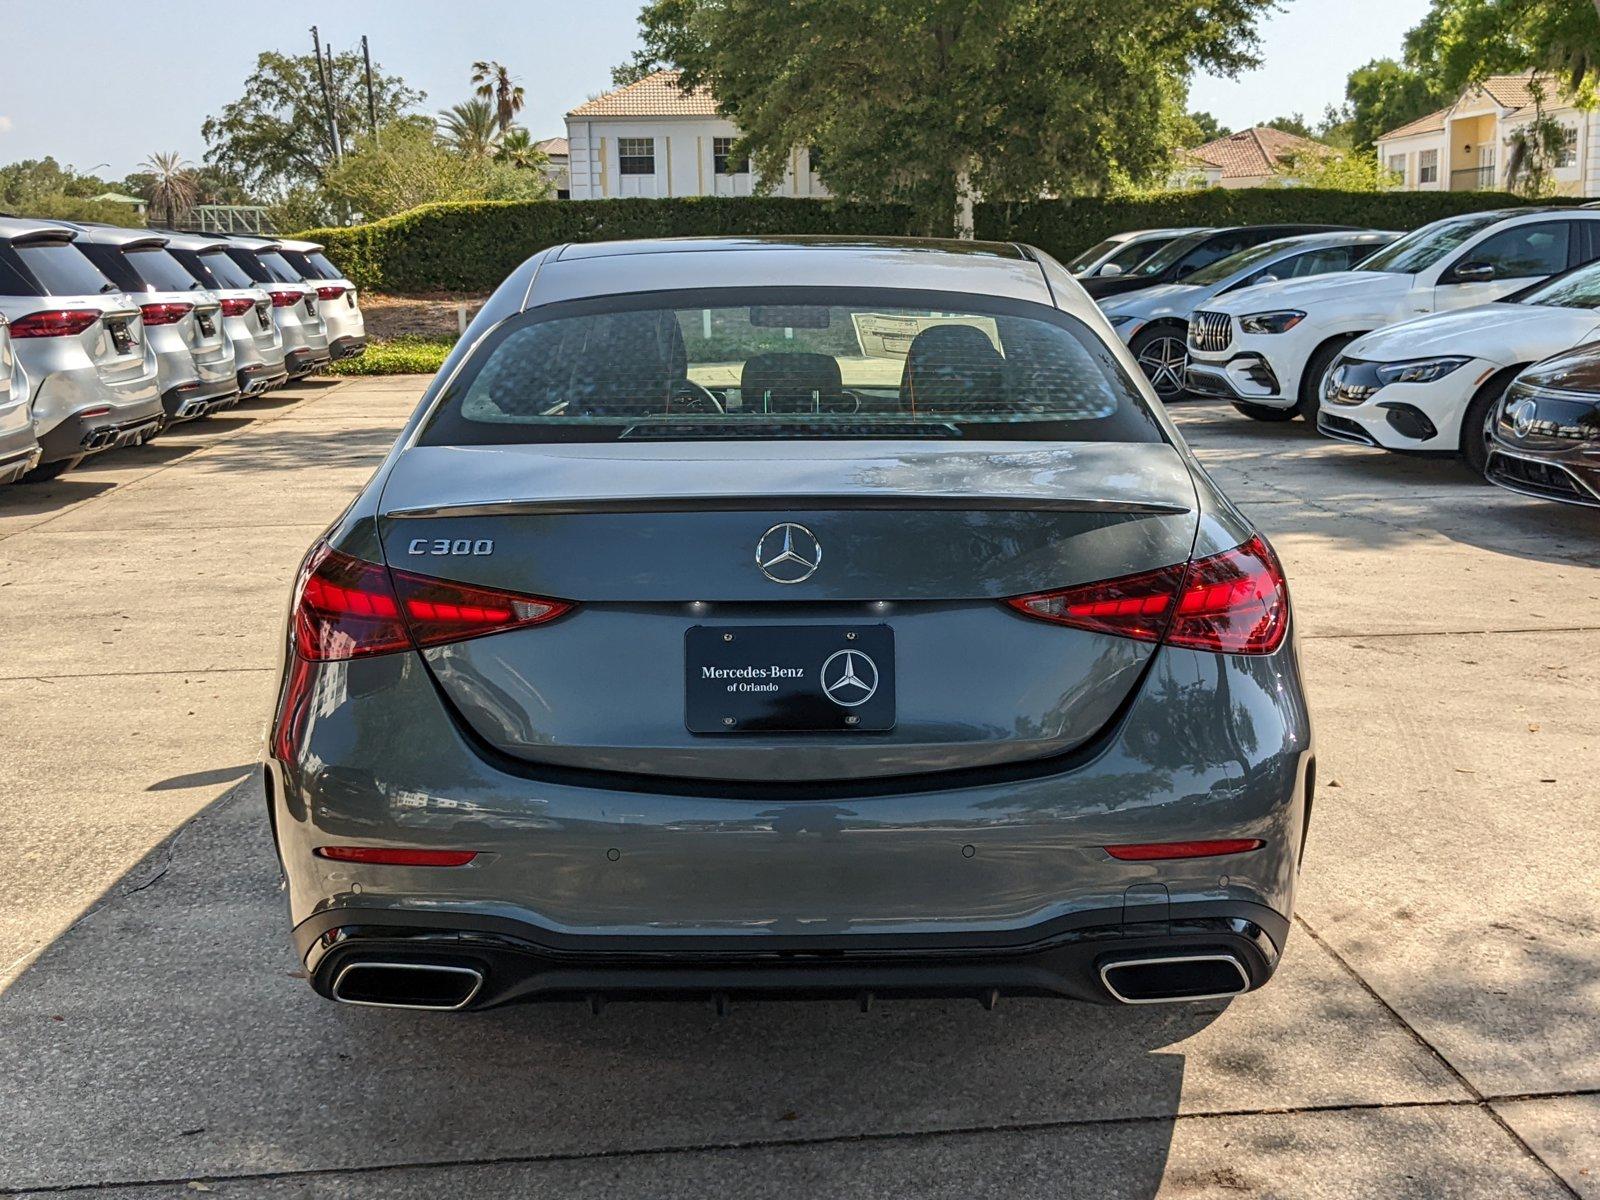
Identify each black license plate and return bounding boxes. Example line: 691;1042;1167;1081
686;625;895;734
109;322;135;354
197;313;215;337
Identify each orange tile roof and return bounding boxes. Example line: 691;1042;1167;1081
1377;106;1451;142
567;70;719;119
1188;127;1329;179
534;137;569;156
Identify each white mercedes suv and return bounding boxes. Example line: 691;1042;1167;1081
1185;208;1600;422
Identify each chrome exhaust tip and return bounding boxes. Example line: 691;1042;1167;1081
1099;954;1250;1005
329;961;485;1011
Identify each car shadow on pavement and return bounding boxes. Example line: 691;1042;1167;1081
0;778;1217;1196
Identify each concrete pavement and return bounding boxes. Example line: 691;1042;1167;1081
0;380;1595;1198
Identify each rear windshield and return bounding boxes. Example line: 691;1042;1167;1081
420;289;1166;446
1;241;115;297
280;249;340;280
123;247;205;293
191;249;258;289
255;251;306;283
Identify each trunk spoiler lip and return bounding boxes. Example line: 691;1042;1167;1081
382;493;1193;519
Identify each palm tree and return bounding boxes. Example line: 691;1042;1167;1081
437;99;501;159
140;152;198;227
494;128;548;171
472;60;525;135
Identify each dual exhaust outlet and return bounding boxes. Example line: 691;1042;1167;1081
326;952;1251;1012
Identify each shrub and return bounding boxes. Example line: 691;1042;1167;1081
301;189;1555;294
326;335;454;376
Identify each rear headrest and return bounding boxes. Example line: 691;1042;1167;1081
900;323;1005;412
740;352;843;413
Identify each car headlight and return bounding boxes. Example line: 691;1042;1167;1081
1238;311;1306;335
1373;357;1473;385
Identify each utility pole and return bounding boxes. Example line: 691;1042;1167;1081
361;35;379;145
310;26;341;163
325;45;344;160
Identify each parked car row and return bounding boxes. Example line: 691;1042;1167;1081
0;217;364;484
1082;208;1600;512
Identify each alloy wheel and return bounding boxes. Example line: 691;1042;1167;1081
1136;336;1188;399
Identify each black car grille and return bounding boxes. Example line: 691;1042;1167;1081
1324;359;1383;406
1487;451;1598;506
1190;311;1232;353
1495;382;1600;449
1317;412;1378;447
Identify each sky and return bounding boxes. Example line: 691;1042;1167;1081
0;0;1437;180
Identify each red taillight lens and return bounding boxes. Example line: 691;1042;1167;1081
218;296;256;316
290;543;572;662
1105;839;1264;861
9;309;99;338
315;846;478;867
1006;535;1288;655
269;289;302;308
316;284;346;300
140;302;193;326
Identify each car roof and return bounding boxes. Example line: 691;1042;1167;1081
1251;229;1399;253
148;229;232;253
0;214;79;246
273;237;325;252
527;236;1058;309
1118;226;1213;241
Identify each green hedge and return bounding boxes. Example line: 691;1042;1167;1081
301;190;1552;294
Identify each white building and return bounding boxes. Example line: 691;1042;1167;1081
533;137;570;199
1376;72;1600;196
565;71;829;201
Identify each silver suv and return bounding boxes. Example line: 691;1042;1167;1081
0;315;42;484
0;216;162;480
66;225;238;424
273;238;365;362
161;231;288;398
217;238;330;380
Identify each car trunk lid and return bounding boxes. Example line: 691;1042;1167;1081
376;440;1201;782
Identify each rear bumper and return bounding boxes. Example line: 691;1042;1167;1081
0;423;42;484
300;902;1288;1010
160;377;240;422
329;335;367;361
269;632;1314;1005
238;362;290;396
285;346;332;378
36;401;163;464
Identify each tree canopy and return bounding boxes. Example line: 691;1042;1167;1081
322;119;551;220
201;50;424;195
637;0;1275;234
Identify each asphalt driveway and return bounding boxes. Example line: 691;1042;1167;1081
0;378;1596;1198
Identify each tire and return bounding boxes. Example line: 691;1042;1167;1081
1296;337;1357;419
20;457;76;483
1129;326;1190;401
1459;367;1521;481
1232;401;1297;422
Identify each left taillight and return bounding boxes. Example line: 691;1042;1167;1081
9;309;99;338
1006;534;1288;655
290;542;572;662
218;296;256;317
315;284;346;301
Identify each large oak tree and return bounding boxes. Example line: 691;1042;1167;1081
635;0;1275;235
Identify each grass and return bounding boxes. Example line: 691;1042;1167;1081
327;335;455;376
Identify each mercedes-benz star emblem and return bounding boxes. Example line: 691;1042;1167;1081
756;522;822;584
1509;396;1538;439
820;649;879;707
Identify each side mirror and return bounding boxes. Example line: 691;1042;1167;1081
1452;261;1496;283
1097;262;1123;278
1174;264;1196;280
1252;273;1280;286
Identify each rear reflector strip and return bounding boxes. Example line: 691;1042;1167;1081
1105;839;1264;861
315;847;478;867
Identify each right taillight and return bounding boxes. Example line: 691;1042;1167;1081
268;289;303;308
218;296;256;316
9;309;99;338
289;543;572;662
140;302;193;326
1006;534;1287;655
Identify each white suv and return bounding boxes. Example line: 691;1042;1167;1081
1185;208;1600;422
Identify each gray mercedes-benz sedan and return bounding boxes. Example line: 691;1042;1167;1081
267;236;1314;1013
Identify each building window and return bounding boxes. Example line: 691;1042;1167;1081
618;137;655;176
1558;126;1579;168
808;145;825;175
712;137;748;175
1387;154;1407;183
1418;149;1439;184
